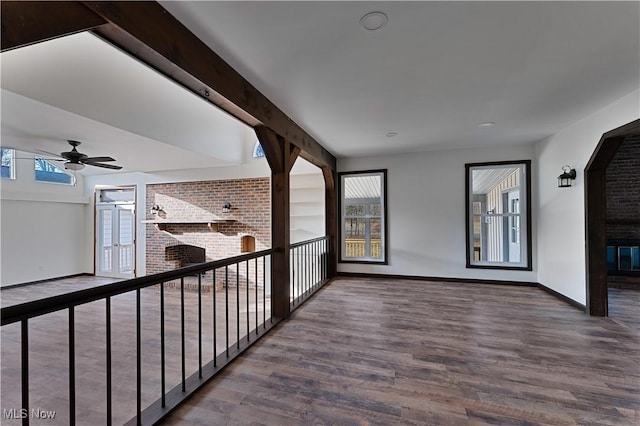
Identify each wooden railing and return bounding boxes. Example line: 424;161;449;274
344;239;381;258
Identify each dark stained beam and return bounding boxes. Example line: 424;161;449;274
584;168;608;316
288;145;301;173
255;126;291;318
255;126;284;174
1;1;107;52
82;1;336;171
322;167;338;278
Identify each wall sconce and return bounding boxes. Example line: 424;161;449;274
558;165;577;188
150;204;164;215
222;201;231;214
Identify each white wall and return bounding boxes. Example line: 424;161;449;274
338;144;537;283
1;151;89;286
536;90;640;304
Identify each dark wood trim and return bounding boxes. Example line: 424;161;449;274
255;126;291;318
0;273;94;291
0;1;107;52
323;167;338;278
465;160;532;271
585;119;640;316
337;272;538;287
337;170;389;265
537;283;587;312
255;126;284;174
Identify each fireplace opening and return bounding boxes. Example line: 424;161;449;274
165;244;206;268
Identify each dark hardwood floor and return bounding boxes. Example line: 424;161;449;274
162;277;639;426
1;276;638;425
608;287;640;333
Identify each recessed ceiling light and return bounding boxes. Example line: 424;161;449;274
360;11;388;31
478;122;496;128
386;132;398;137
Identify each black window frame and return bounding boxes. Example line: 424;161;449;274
338;169;388;265
465;160;532;271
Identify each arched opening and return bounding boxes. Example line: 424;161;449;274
585;118;640;316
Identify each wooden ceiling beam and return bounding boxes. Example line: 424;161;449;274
1;1;336;171
82;1;336;171
1;1;107;52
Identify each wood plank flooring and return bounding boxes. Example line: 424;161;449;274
608;287;640;333
162;277;640;426
1;277;271;426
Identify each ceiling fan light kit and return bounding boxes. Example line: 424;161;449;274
59;140;123;170
64;161;85;171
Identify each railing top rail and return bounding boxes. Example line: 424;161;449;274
290;236;329;249
1;248;276;326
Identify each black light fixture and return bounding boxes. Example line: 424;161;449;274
558;165;577;188
150;204;164;214
222;201;231;214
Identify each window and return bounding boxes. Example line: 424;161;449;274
1;148;15;179
253;142;265;158
339;170;387;264
466;161;531;270
35;157;75;185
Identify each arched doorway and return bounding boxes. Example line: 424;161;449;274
585;118;640;316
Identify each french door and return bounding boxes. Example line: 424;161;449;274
96;204;136;278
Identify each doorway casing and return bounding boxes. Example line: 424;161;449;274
585;118;640;316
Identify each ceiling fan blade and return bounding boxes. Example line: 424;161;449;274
83;156;116;163
86;162;123;170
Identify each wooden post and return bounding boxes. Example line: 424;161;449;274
256;126;300;319
323;167;338;278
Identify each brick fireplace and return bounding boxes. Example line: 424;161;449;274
145;178;270;287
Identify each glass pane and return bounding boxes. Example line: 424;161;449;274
1;148;14;179
340;170;386;262
606;246;616;270
100;209;113;273
468;163;528;268
34;157;74;184
99;188;135;203
118;208;135;274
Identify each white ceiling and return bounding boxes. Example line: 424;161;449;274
1;32;250;175
1;1;639;176
161;1;639;157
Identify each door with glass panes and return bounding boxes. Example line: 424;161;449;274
96;189;136;278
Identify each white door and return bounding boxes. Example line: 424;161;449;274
507;190;521;263
96;204;135;278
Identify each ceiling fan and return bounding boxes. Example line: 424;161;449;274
46;140;123;171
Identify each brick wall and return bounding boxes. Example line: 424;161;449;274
146;178;270;287
606;137;640;287
606;137;640;240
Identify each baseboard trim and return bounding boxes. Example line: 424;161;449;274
336;272;588;311
1;273;93;290
537;283;586;312
336;271;538;287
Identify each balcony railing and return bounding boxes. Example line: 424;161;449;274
1;249;276;426
290;236;330;311
1;237;333;425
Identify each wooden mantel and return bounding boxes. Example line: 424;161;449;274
141;218;235;232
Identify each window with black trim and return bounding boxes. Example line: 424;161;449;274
1;148;15;179
35;157;75;185
466;160;531;270
339;170;387;264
